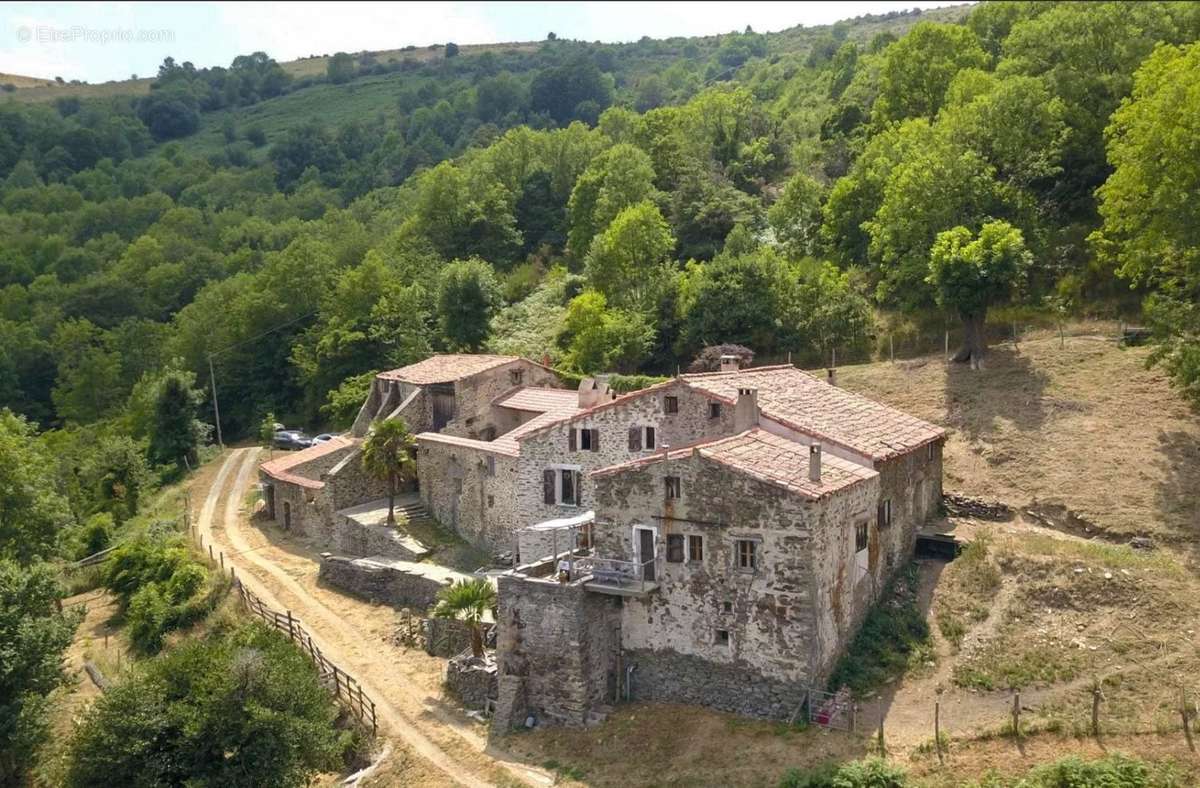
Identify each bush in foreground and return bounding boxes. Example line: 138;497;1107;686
64;621;352;788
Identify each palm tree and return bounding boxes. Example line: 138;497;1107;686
361;418;416;526
433;578;496;659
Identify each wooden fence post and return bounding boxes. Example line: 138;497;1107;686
1184;688;1196;753
1012;691;1021;739
208;544;214;562
219;551;224;570
1091;680;1103;738
877;716;886;755
934;699;944;765
286;610;295;642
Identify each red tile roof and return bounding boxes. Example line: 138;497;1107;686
493;387;580;413
682;366;944;461
376;354;521;385
592;428;877;500
260;436;355;489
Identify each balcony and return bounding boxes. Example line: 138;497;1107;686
576;556;659;597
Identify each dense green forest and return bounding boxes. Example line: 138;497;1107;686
1;1;1199;452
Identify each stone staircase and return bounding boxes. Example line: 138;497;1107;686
394;498;431;524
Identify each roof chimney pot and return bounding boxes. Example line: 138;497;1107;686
720;354;740;373
809;443;822;483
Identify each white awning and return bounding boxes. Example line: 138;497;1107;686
526;510;595;531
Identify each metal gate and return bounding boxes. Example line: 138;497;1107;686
808;688;855;731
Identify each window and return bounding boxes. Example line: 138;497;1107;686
664;395;678;414
877;499;892;529
709;402;722;419
570;427;599;452
716;629;730;646
644;426;656;450
629;425;656;451
543;467;582;506
735;539;758;571
927;442;935;461
855;520;869;554
666;534;684;563
687;534;704;562
485;456;495;477
665;475;681;500
510;368;524;386
487;495;494;508
722;601;732;613
561;469;578;505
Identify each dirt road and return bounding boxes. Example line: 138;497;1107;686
195;448;551;788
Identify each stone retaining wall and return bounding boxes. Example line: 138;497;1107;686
318;554;460;611
445;654;497;710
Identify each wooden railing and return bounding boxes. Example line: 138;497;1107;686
575;555;659;593
236;582;378;735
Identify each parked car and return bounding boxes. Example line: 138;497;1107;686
273;430;313;450
311;433;337;443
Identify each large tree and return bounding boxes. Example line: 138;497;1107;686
928;220;1031;367
1093;41;1200;404
583;200;675;310
873;22;988;123
436;258;501;351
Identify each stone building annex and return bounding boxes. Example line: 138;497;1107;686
256;353;945;727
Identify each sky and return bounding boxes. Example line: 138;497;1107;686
0;1;965;83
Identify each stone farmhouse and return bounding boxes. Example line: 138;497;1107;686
256;352;945;726
488;357;944;728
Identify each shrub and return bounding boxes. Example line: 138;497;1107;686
780;757;909;787
126;583;170;653
64;622;351;787
75;513;113;560
828;564;931;695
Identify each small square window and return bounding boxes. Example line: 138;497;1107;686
709;402;722;419
579;428;594;451
510;368;524;385
687;534;703;562
716;629;730;646
664;395;679;414
666;534;684;563
735;539;758;571
722;601;732;613
665;475;681;500
855;520;869;553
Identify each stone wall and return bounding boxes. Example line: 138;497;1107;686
624;648;809;720
447;360;561;440
515;379;735;531
259;472;335;543
317;554;460;610
874;441;943;570
331;513;428;561
445;655;498;710
592;451;875;692
325;448;393;512
417;443;520;552
491;571;621;731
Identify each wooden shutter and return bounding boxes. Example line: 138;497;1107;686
543;469;556;504
590;428;600;452
568;428;576;452
628;426;641;451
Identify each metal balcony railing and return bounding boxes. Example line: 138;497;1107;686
575;555;659;593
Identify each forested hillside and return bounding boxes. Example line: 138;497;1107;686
2;1;1199;446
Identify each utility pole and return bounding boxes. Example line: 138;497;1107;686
208;354;224;448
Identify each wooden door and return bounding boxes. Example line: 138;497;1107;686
637;528;656;582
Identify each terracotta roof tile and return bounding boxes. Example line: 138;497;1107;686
260;436;355;489
493;387;580;413
592;429;876;500
682;366;944;461
376;354;521;385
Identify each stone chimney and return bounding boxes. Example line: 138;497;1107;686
826;367;837;387
719;354;740;373
734;387;758;432
808;443;822;483
578;377;601;409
